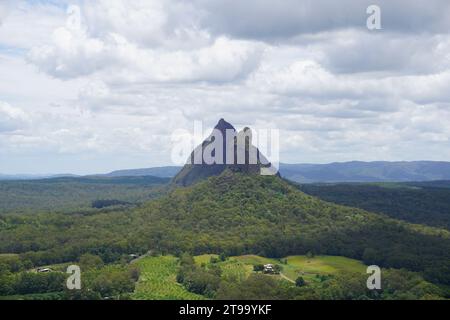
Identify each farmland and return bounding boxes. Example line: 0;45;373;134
131;256;205;300
132;254;368;299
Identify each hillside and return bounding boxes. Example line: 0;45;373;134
131;170;450;286
298;181;450;229
1;170;450;299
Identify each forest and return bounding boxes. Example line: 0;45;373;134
0;171;449;299
298;181;450;229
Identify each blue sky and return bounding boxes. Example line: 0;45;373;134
0;0;450;174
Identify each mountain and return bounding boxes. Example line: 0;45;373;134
130;170;450;286
0;173;79;181
280;161;450;183
86;161;450;184
172;118;275;186
104;166;181;178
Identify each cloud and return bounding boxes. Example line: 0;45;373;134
249;58;450;105
0;1;65;49
193;0;450;40
311;30;450;74
29;28;263;83
0;1;12;25
27;1;264;83
0;101;29;132
0;0;450;173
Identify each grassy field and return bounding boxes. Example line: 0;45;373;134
131;256;205;300
197;254;366;284
230;255;366;283
131;254;367;300
283;255;366;281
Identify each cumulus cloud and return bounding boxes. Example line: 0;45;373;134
193;0;450;40
0;0;449;173
28;1;264;83
0;101;29;132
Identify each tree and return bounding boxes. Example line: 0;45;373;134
273;264;282;274
253;264;264;272
295;277;305;287
219;252;228;262
362;248;378;264
79;253;104;270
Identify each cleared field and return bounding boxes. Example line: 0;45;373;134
286;255;366;274
283;255;366;282
131;254;367;299
231;254;366;283
132;256;205;300
194;254;218;265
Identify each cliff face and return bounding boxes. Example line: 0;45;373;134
172;119;274;186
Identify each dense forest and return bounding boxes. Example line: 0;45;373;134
0;176;169;214
298;181;450;229
1;171;449;300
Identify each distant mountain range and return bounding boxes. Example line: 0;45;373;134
0;173;79;181
279;161;450;183
102;166;181;178
2;161;450;183
104;160;450;183
3;156;450;184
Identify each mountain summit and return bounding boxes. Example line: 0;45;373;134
172;119;275;186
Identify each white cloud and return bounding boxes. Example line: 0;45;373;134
0;1;65;49
29;26;263;83
27;0;264;83
0;0;450;174
0;101;29;132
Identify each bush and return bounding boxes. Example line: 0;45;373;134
295;277;305;287
253;264;264;272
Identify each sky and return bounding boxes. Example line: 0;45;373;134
0;0;450;174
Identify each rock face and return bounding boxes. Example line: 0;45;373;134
172;119;275;186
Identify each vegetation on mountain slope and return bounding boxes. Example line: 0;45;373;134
298;182;450;229
1;170;450;299
0;176;168;214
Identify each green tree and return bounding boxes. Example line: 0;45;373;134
79;253;104;270
253;264;264;272
295;276;305;287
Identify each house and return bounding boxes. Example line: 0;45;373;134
263;264;274;274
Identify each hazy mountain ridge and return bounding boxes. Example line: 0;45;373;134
4;161;450;183
73;160;450;183
103;166;181;178
280;161;450;183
